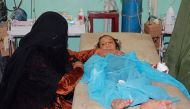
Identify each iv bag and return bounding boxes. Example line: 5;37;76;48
164;6;176;34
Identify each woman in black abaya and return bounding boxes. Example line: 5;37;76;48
0;11;75;109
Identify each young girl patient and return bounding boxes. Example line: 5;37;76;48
96;35;172;109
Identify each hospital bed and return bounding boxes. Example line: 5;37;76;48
72;32;190;109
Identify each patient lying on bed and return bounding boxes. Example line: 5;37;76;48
80;35;190;109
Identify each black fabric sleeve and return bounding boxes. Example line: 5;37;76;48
12;51;62;109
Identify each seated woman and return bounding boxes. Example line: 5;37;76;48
0;12;123;109
80;35;190;109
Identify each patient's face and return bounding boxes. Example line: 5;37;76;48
99;36;116;50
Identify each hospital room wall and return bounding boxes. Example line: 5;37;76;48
6;0;181;51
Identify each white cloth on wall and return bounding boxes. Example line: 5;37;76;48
104;0;118;32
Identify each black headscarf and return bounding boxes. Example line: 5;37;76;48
0;11;72;108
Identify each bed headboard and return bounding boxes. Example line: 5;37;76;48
80;32;160;64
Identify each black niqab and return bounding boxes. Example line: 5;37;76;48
0;11;72;109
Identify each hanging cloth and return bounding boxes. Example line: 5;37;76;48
165;0;190;92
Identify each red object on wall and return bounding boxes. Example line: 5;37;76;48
88;11;119;32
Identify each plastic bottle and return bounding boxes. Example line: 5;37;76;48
78;8;84;24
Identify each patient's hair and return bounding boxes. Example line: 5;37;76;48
95;35;121;50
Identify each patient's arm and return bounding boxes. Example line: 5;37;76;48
68;48;124;63
68;49;96;63
95;48;124;57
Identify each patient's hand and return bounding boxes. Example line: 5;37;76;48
72;61;83;69
95;49;124;57
140;100;172;109
111;99;133;109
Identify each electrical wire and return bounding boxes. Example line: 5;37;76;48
5;0;22;11
0;0;7;20
30;0;32;19
13;0;22;9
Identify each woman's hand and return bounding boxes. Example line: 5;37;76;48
95;48;124;57
111;99;133;109
72;61;83;69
